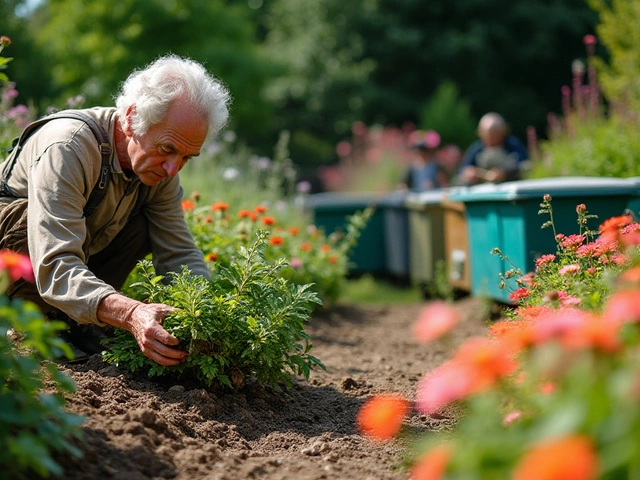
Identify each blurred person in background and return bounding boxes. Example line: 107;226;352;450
398;130;449;191
457;112;529;185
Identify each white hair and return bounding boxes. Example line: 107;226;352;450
115;54;231;138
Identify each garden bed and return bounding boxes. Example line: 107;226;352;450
55;296;491;480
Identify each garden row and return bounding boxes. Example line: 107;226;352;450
306;176;640;304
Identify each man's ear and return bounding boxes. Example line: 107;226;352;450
123;105;137;136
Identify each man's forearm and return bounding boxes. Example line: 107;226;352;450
96;292;141;333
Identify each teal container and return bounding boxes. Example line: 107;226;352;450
405;189;446;286
304;192;386;274
449;177;640;304
381;191;410;280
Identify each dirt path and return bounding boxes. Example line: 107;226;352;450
55;297;491;480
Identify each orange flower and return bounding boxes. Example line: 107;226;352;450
288;226;299;236
356;394;410;441
328;255;338;264
205;215;213;223
0;250;34;283
181;199;195;211
513;435;598;480
300;243;311;252
254;205;268;213
269;236;283;245
321;244;331;253
249;212;258;221
238;209;252;218
561;316;621;353
261;216;276;226
599;215;633;242
211;201;229;211
488;319;531;354
413;301;460;343
205;253;218;262
619;266;640;284
410;445;452;480
452;337;517;390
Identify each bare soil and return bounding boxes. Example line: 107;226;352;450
54;296;491;480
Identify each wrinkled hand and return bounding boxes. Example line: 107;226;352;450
128;303;188;366
485;168;507;183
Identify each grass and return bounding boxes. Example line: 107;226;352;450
340;274;423;305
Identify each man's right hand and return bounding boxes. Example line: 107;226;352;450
97;292;189;366
128;303;189;366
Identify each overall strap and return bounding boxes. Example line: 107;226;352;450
3;111;113;217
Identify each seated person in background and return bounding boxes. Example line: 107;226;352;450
457;112;529;185
398;130;449;192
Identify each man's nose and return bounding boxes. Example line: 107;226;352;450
162;156;181;177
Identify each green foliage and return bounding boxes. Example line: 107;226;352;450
419;81;477;148
529;116;640;178
106;232;325;390
0;295;84;479
29;0;276;142
588;0;640;113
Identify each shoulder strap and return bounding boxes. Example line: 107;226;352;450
3;111;112;217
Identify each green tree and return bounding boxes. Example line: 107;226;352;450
588;0;640;112
27;0;277;141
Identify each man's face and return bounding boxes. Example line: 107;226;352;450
124;100;208;186
480;129;505;148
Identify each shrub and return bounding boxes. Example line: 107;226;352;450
105;232;324;390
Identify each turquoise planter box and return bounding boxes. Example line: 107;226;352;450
305;192;386;274
404;189;446;286
449;177;640;304
381;191;410;280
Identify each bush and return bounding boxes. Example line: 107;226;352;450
106;232;324;390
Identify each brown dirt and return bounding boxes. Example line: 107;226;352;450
54;296;492;480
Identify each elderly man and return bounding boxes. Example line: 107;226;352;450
0;54;231;365
457;112;529;185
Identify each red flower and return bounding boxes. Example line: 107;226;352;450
181;199;195;211
509;287;530;302
356;394;410;441
300;243;311;252
583;34;597;45
205;253;218;262
238;209;252;218
269;236;283;245
288;226;299;236
211;201;229;211
261;216;276;226
328;254;338;264
254;205;268;213
0;250;35;283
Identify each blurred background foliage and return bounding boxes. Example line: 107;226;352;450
4;0;600;164
6;0;640;186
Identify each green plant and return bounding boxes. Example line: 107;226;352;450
106;232;324;390
0;251;84;479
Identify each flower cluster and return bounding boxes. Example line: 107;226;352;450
179;195;372;305
357;197;640;479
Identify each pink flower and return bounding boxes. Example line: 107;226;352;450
416;361;476;415
559;264;580;275
290;258;303;269
503;411;522;426
558;291;581;306
604;289;640;324
583;34;597;45
576;203;587;213
559;234;584;250
412;301;460;343
535;254;556;269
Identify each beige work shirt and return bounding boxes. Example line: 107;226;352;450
2;107;209;325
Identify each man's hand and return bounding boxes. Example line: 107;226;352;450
128;303;188;366
97;292;188;366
